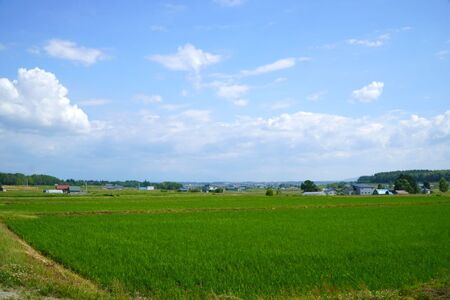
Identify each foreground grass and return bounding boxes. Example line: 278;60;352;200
0;222;121;299
5;201;450;299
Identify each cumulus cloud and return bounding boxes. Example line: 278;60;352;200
148;44;222;73
347;34;390;48
0;68;90;133
44;39;106;65
214;0;245;7
241;57;309;77
351;81;384;103
101;109;450;165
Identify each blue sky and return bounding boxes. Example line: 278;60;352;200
0;0;449;181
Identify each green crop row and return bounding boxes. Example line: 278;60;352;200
6;202;450;299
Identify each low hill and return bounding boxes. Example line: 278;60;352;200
357;169;450;184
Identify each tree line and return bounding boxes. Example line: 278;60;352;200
0;172;182;190
358;169;450;184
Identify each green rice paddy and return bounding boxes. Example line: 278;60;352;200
1;192;449;299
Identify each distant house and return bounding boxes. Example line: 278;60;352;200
44;189;64;194
104;184;123;190
69;186;81;193
342;185;355;195
146;186;155;191
394;190;409;195
0;185;6;192
323;188;336;196
178;187;189;192
421;188;431;194
373;189;393;195
352;184;375;195
202;184;219;193
303;191;326;196
55;184;70;193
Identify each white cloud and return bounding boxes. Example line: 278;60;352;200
3;107;450;180
347;34;390;48
0;68;90;133
78;98;111;107
307;91;327;102
43;39;106;65
216;84;249;99
134;94;163;104
148;44;222;73
241;57;309;76
351;81;384;103
214;0;245;7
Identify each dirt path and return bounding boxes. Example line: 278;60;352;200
0;223;121;299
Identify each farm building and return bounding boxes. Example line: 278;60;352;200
104;184;123;190
352;184;375;195
69;186;81;193
303;191;326;196
373;189;393;195
421;188;431;194
323;188;336;195
139;186;155;191
342;185;355;195
0;185;5;192
55;184;70;193
44;189;64;194
202;184;218;193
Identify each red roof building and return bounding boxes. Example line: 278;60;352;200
55;184;70;192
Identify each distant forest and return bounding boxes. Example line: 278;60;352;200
0;172;182;190
357;170;450;184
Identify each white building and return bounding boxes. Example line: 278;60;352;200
44;189;64;194
302;191;326;196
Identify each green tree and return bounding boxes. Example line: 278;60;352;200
394;174;419;194
377;183;384;189
301;180;319;192
265;188;274;196
439;177;449;193
423;181;431;189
